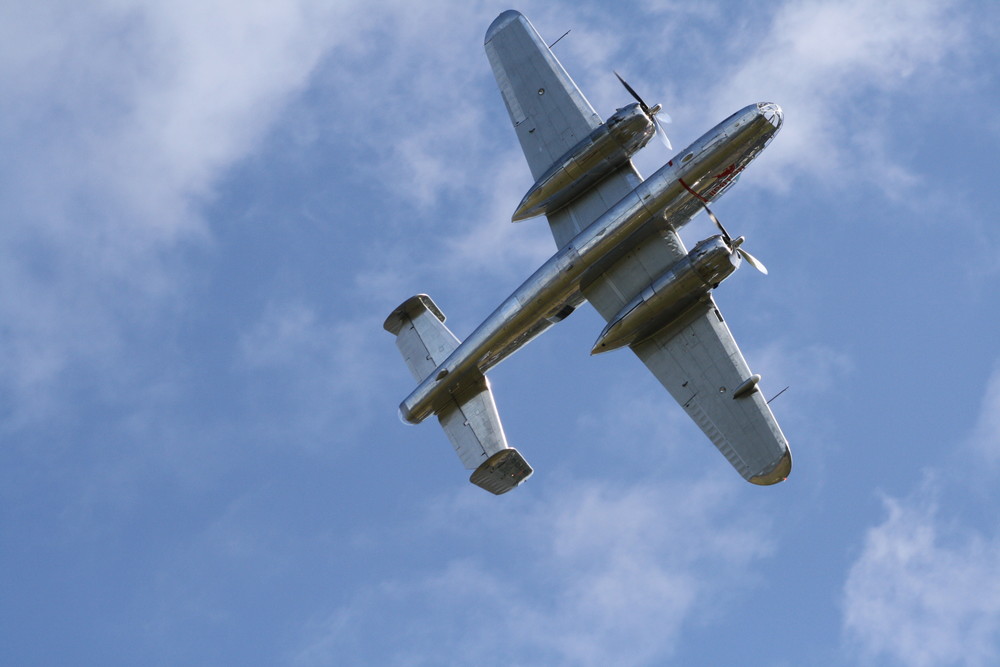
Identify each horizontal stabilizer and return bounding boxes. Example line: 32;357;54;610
383;294;458;382
384;294;533;494
437;374;509;467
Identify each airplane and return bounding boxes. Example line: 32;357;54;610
383;10;791;495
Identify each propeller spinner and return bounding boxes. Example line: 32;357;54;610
614;71;672;151
703;204;768;275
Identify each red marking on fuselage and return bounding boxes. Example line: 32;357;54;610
680;161;747;203
678;177;708;203
715;164;737;180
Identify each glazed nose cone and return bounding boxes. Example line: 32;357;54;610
757;102;783;129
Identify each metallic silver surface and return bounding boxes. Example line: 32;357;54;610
749;448;792;485
469;448;533;495
387;10;792;491
512;104;655;221
631;299;789;483
732;374;762;400
384;293;522;476
484;10;602;182
591;236;740;354
398;102;781;424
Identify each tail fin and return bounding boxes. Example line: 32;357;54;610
384;295;533;494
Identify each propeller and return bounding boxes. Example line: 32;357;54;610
703;204;769;275
614;71;672;151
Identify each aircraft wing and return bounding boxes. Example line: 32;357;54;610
485;9;689;283
485;10;601;183
579;234;790;483
633;297;790;483
486;10;790;483
486;10;659;250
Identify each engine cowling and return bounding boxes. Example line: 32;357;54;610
512;103;655;221
591;236;739;354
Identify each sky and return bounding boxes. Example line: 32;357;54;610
2;0;999;664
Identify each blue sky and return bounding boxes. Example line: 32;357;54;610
2;0;999;664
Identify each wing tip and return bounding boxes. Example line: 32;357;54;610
485;10;525;44
748;446;792;485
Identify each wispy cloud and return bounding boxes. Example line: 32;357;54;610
751;340;853;399
293;475;774;666
842;483;1000;666
305;3;559;287
237;300;388;451
968;362;1000;466
704;0;970;192
0;0;344;418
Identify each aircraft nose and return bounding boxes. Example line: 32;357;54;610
757;102;782;129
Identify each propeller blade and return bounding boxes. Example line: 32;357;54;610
738;248;769;275
615;71;674;154
703;204;732;244
614;71;649;113
703;204;768;274
653;115;673;151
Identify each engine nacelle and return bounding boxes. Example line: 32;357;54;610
512;103;655;221
591;236;739;354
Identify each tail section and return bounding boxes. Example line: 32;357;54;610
383;295;533;495
384;295;458;382
469;448;534;495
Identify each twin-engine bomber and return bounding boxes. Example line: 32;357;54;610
383;10;791;494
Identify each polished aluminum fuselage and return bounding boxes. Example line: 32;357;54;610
400;102;782;424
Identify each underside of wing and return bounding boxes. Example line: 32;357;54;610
486;10;640;249
631;298;791;484
577;229;792;484
485;10;601;182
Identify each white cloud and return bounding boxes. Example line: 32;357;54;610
237;300;388;451
305;3;559;286
705;0;969;192
439;151;556;282
969;363;1000;465
0;0;366;421
308;2;506;202
293;476;773;666
3;0;969;487
842;486;1000;666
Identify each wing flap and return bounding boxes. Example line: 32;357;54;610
580;224;690;318
543;163;645;248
